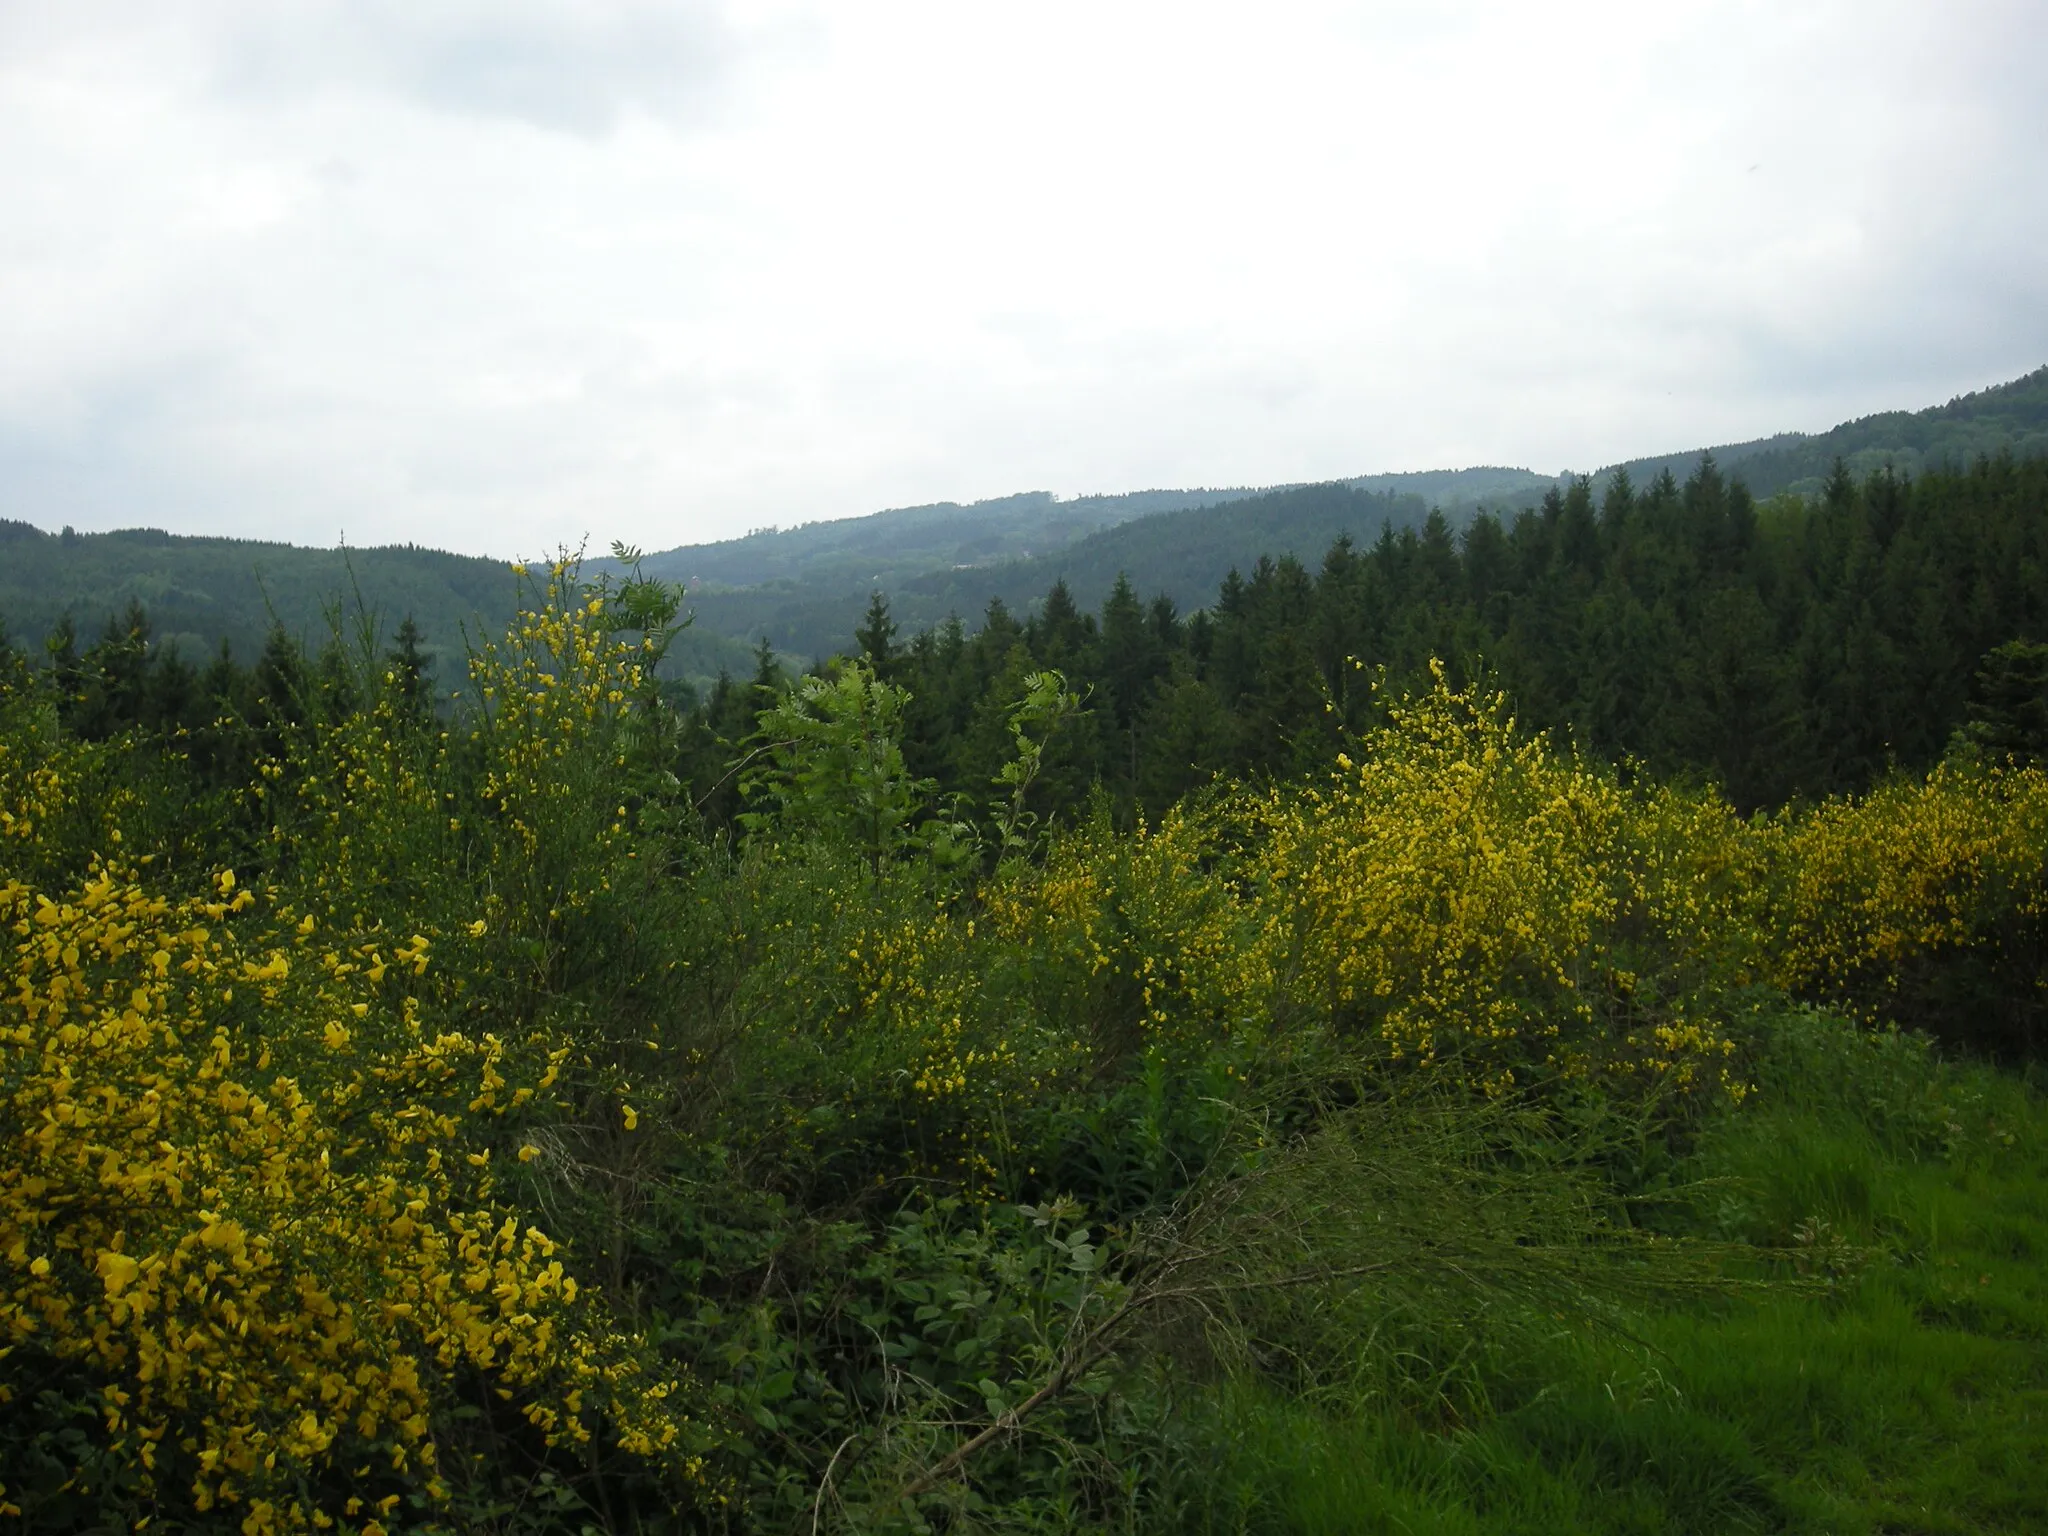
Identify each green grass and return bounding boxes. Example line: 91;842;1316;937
1152;1015;2048;1535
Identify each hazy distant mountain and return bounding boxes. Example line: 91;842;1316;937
633;468;1556;596
668;483;1435;659
1337;467;1557;506
634;486;1271;592
630;468;1555;659
4;366;2041;682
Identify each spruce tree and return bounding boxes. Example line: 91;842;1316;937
386;614;434;725
1961;639;2048;764
854;592;898;674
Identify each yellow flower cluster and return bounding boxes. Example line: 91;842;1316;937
0;863;696;1529
837;918;991;1100
1245;672;1741;1089
472;564;649;866
0;716;142;890
793;669;2048;1133
780;800;1273;1189
985;806;1268;1049
1767;760;2048;1008
272;714;455;933
0;754;61;845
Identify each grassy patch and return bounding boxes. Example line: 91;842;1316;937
1154;1014;2048;1535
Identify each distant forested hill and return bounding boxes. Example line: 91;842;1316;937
637;370;2048;663
648;471;1552;661
632;486;1271;590
906;483;1435;616
5;365;2042;678
669;482;1433;660
0;524;758;686
0;525;505;668
1593;365;2048;500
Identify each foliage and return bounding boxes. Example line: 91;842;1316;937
5;548;2048;1533
0;862;702;1530
1765;759;2048;1056
740;664;935;877
988;670;1083;860
1247;668;1745;1093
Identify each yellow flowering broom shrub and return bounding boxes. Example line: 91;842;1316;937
0;566;716;1529
979;801;1270;1062
750;672;1768;1190
725;660;2048;1205
806;885;1052;1187
725;800;1266;1193
467;563;656;888
0;860;701;1529
1246;670;1745;1093
262;560;670;968
0;696;149;896
1764;761;2048;1053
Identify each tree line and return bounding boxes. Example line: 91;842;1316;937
9;451;2048;830
678;451;2048;824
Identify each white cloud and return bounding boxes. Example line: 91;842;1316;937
0;0;2042;556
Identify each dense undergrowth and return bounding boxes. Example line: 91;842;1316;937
2;560;2044;1533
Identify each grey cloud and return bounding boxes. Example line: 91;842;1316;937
208;1;745;136
2;4;2044;558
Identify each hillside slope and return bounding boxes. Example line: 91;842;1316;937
634;486;1271;591
1595;365;2048;498
0;523;758;686
675;483;1437;658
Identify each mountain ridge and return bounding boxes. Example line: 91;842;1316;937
4;364;2042;681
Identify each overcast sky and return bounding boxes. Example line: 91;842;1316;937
2;1;2044;558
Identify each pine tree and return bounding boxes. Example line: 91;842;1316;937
252;625;309;753
1558;479;1599;577
1031;580;1092;668
74;601;154;739
44;615;83;723
1599;467;1635;536
854;592;898;674
1097;575;1159;730
1823;456;1856;512
1096;574;1163;800
386;614;434;725
747;639;785;714
1135;668;1230;817
1960;639;2048;764
146;645;198;734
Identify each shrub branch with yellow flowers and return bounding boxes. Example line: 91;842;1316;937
1763;759;2048;1056
1244;667;1748;1096
0;848;707;1516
